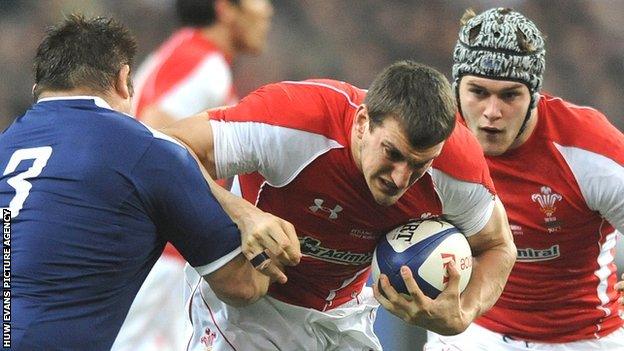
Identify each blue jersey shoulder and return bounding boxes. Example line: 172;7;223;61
0;98;240;350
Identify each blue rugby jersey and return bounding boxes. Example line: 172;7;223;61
0;97;240;350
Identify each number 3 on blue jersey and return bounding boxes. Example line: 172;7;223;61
3;146;53;218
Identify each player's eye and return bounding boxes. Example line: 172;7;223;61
469;88;487;97
501;91;520;100
384;147;402;161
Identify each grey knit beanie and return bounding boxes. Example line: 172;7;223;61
452;8;545;111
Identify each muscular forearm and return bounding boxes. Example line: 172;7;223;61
164;118;301;273
460;239;516;321
216;272;270;307
204;174;257;222
459;198;517;324
207;254;270;307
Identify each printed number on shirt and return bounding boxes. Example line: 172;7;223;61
3;146;53;218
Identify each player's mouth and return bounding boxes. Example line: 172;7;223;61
480;126;503;134
479;126;506;141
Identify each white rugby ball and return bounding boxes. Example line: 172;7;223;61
371;219;472;299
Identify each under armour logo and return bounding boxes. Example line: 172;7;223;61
309;198;343;219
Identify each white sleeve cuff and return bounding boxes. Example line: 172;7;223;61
193;246;242;277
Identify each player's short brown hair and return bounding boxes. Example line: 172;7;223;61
33;14;137;100
365;60;456;149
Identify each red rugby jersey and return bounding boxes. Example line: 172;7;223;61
208;80;498;310
133;28;237;120
476;94;624;342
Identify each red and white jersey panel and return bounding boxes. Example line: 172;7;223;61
209;80;496;310
476;94;624;342
133;28;237;120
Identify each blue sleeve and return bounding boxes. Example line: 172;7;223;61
132;133;241;275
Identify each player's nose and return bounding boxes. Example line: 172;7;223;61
391;162;412;189
483;96;503;121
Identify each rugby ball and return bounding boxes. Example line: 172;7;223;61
371;219;472;299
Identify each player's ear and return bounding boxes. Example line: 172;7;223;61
115;64;131;100
354;105;370;139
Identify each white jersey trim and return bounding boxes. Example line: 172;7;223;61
37;96;140;120
158;54;232;119
144;124;185;148
211;120;344;187
554;143;624;233
430;168;495;236
132;30;196;116
282;81;359;109
542;95;602;113
322;266;370;311
193;247;242;277
595;230;618;318
38;95;112;110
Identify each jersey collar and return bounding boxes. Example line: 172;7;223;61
37;96;112;110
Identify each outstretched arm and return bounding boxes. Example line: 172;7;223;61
163;112;302;272
134;130;276;306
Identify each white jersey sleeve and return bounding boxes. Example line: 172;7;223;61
555;143;624;233
159;55;232;118
210;120;343;187
430;168;495;236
